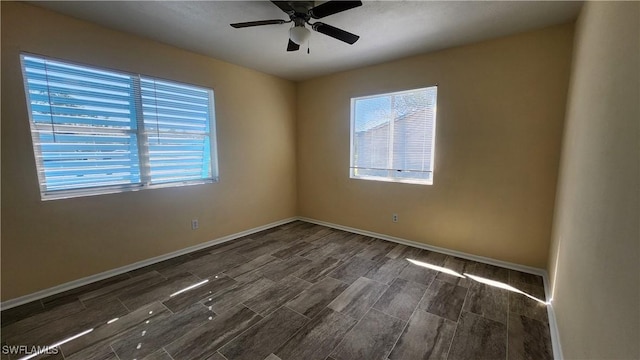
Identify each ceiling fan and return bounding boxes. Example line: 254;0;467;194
230;1;363;52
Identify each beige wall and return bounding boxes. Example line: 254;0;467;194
548;2;640;359
1;2;580;303
297;24;574;268
1;2;297;301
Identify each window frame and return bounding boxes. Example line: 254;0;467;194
20;53;219;201
349;86;438;186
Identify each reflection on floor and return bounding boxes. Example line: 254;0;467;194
0;221;553;360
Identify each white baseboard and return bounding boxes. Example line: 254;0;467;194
299;217;546;276
298;216;563;360
1;215;564;360
0;217;298;310
541;271;563;360
546;301;564;360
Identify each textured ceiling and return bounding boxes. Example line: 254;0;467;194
31;1;582;81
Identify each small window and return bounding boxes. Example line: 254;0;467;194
350;86;438;185
20;54;218;200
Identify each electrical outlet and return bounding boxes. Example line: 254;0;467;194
392;214;398;223
191;219;199;230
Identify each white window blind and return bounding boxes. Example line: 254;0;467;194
140;78;214;184
20;54;218;200
350;86;437;185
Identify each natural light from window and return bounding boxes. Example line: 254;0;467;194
350;86;437;185
20;54;219;200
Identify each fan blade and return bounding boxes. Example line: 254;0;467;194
271;1;295;14
230;19;286;28
287;39;300;52
312;22;360;44
309;1;362;19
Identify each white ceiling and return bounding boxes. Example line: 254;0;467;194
31;1;582;81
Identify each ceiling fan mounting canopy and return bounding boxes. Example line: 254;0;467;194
230;1;363;52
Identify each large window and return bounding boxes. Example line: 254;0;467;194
20;54;218;200
350;86;438;185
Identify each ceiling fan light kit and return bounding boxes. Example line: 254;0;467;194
290;26;311;45
230;1;362;52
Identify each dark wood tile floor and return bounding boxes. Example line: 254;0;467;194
0;221;553;360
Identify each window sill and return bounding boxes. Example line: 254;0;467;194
349;175;433;186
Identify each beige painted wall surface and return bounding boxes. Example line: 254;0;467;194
548;2;639;359
297;24;574;268
1;2;297;301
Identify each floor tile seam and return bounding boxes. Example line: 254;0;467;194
363;301;408;359
370;277;428;322
370;304;412;324
0;309;41;332
240;300;267;318
384;276;426;360
267;303;315;349
77;294;95;310
326;304;372;359
58;342;68;359
460;307;510;330
337;252;363;265
155;300;177;316
110;343;122;360
309;234;333;249
2;302;88;340
160;347;176;360
187;270;206;281
224;263;274;282
509;280;546;296
290;275;314;287
299;252;326;262
442;276;470;360
379;309;412;360
157;269;171;281
118;273;196;307
334;277;390;324
163;304;261;359
324;273;351;286
306;232;333;244
507;269;544;287
167;277;237;312
115;297;133;314
45;273;134;310
508;310;550;325
397;275;435;292
217;304;306;360
467;284;511;325
161;317;211;358
282;304;312;321
67;302;171;359
361;274;392;287
268;243;306;259
352;240;387;260
37;299;46;311
207;301;233;317
80;271;167;307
